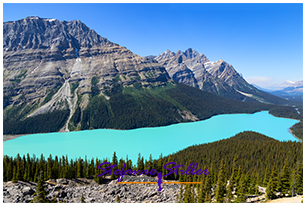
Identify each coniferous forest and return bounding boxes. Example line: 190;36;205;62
269;105;303;140
3;131;303;203
4;83;276;134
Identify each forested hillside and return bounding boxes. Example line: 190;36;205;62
269;105;303;140
4;83;275;134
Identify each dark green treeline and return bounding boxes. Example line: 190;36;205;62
3;131;303;202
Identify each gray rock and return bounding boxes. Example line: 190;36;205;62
22;186;34;195
4;17;171;127
57;179;68;185
3;175;184;203
154;48;286;104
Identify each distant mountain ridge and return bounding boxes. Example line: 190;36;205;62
154;48;292;105
267;80;303;91
268;80;303;102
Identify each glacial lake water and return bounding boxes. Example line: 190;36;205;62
3;111;300;162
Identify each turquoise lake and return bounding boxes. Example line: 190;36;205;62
3;111;300;162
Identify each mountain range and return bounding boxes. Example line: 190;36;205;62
269;80;303;102
3;17;290;135
152;49;292;105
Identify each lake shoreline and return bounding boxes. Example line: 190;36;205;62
289;128;303;142
3;134;28;142
4;111;300;162
3;110;299;144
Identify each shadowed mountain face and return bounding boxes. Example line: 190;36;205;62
3;17;276;135
155;48;292;105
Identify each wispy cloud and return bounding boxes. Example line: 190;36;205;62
245;76;275;88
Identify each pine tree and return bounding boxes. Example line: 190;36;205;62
23;164;30;182
3;156;7;182
51;156;58;179
249;173;257;194
183;177;193;203
226;179;233;202
139;157;144;172
165;155;175;179
22;155;26;180
230;154;238;185
111;152;118;180
245;172;251;186
235;172;246;203
94;158;103;184
178;184;183;203
183;183;192;203
16;157;23;181
263;167;270;187
88;159;95;177
34;165;39;182
295;162;303;195
12;166;17;183
77;158;84;178
255;173;260;195
136;153;141;171
280;159;290;196
84;156;88;178
46;156;53;180
235;165;242;186
158;153;163;173
116;195;121;203
26;153;32;181
209;163;214;186
32;171;50;203
81;194;85;203
204;169;212;202
191;184;195;203
6;160;13;182
215;159;226;203
148;154;153;176
196;174;201;192
118;159;125;176
198;174;206;203
266;164;278;200
65;156;70;179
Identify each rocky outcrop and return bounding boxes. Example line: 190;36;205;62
3;175;275;203
3;175;181;203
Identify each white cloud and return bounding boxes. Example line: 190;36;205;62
244;76;276;88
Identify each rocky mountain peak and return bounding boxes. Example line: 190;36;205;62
155;49;175;62
175;50;183;56
3;17;115;53
154;48;288;104
3;16;171;126
183;48;201;59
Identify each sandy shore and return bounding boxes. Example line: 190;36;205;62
3;134;28;142
3;130;70;142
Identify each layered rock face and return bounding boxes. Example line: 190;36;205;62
155;48;289;104
3;16;170;123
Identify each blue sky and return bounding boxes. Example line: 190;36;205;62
3;3;303;88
